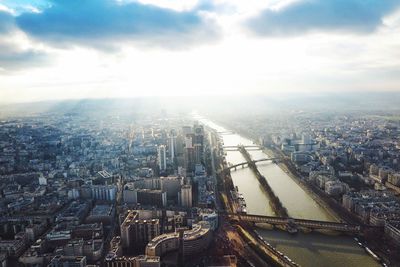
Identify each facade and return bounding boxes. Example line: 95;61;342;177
0;233;27;258
193;125;204;165
169;134;176;162
123;185;138;204
145;233;179;257
48;255;87;267
136;189;167;208
86;205;114;225
145;221;212;258
157;145;167;172
181;221;212;257
180;185;192;208
105;255;160;267
91;185;117;202
120;211;160;251
160;176;182;200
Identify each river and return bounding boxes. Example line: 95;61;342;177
199;118;380;267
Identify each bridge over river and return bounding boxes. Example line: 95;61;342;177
226;213;362;233
220;157;282;173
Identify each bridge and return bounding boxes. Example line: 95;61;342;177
217;131;235;135
227;213;362;233
222;145;261;149
220;158;282;173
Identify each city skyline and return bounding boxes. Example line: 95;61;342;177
1;0;400;103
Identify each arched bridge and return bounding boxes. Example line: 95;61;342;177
219;158;282;173
227;213;362;233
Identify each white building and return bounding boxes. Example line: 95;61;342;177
169;135;176;162
38;176;47;186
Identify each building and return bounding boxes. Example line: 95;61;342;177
0;232;27;258
181;221;212;257
38;175;47;186
160;176;182;201
145;221;212;258
71;223;103;240
86;205;114;225
48;255;86;267
169;132;176;162
91;185;117;202
291;152;312;163
157;145;167;172
46;230;71;246
145;232;179;258
199;210;219;231
120;211;160;251
62;239;103;262
388;173;400;186
193;124;204;165
325;181;348;196
105;255;160;267
180;185;192;208
123;183;138;204
136;189;167;208
56;201;90;225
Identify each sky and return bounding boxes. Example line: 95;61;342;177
0;0;400;103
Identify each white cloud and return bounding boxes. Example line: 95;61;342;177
1;0;400;103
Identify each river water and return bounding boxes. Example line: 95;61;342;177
200;118;380;267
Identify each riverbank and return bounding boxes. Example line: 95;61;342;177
209;118;343;222
199;117;383;267
262;146;342;223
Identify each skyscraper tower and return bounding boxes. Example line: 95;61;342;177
158;145;167;172
193;124;204;164
169;130;177;162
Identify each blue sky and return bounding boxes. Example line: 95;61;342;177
1;0;400;102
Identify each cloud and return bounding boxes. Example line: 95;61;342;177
0;10;16;33
0;43;48;72
0;10;47;72
246;0;400;36
16;0;220;49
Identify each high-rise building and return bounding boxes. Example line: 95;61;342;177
169;130;177;162
123;182;166;207
180;185;192;208
120;211;160;251
193;124;204;164
194;144;203;165
160;176;182;201
184;135;195;173
157;145;167;172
